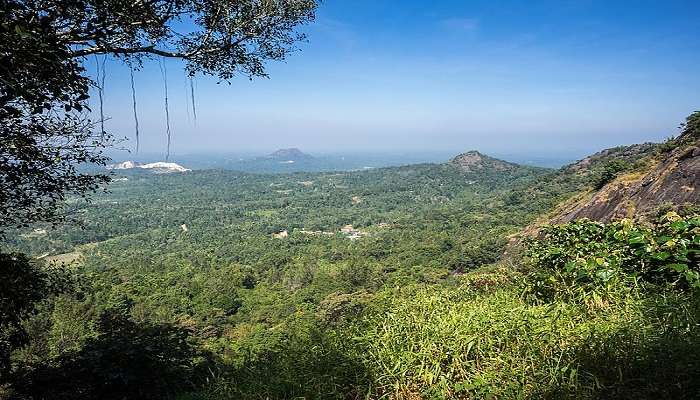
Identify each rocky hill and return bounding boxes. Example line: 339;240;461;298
266;148;314;161
551;112;699;223
450;151;517;172
106;161;191;173
561;143;657;176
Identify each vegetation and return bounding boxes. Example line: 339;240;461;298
1;3;319;394
1;1;696;398
0;254;69;376
0;0;318;231
2;149;698;398
527;212;700;296
594;159;631;189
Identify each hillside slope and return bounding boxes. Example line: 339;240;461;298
552;117;699;223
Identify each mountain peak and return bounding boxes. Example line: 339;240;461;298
450;151;515;172
267;148;313;161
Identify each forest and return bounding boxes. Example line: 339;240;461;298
3;141;699;399
1;1;699;399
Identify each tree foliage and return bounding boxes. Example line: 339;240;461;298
0;253;69;377
13;309;209;400
0;0;318;231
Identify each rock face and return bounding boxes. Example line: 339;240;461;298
450;151;516;172
553;139;699;223
563;143;657;175
139;162;191;173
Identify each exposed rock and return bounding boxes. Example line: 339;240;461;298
140;162;191;173
552;139;699;223
106;161;191;173
272;230;289;239
107;160;138;170
450;151;517;172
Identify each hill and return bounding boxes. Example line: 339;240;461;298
450;150;518;172
266;148;314;161
106;161;191;173
549;116;699;223
4;119;699;400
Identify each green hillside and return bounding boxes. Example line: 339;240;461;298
4;149;699;400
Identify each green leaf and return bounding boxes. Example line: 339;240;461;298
671;220;689;231
628;232;646;245
596;269;615;282
667;263;689;273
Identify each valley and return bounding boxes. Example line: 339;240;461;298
2;2;699;399
7;134;699;399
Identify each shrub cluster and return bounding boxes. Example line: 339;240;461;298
526;212;700;301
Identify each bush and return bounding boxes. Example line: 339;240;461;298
595;160;631;189
0;253;70;378
13;310;210;400
526;212;700;302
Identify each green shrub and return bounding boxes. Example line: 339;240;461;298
342;279;700;399
594;160;631;189
526;213;700;302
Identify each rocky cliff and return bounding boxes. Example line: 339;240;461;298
551;112;699;223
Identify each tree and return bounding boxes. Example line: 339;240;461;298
595;159;630;189
0;0;318;232
680;111;699;141
0;253;69;378
13;309;210;400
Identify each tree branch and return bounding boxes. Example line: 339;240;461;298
70;45;186;58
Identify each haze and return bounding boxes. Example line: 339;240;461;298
93;0;700;160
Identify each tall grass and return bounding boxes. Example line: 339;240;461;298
347;271;699;399
184;268;700;399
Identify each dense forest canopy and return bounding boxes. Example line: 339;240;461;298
2;131;698;398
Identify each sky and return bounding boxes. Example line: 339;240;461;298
94;0;700;160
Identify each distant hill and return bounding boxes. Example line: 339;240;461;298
265;148;314;162
450;151;518;172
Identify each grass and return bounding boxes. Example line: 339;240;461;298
181;266;700;399
348;271;700;399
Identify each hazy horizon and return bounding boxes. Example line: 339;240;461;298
90;0;699;158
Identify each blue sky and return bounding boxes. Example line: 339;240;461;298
96;0;700;159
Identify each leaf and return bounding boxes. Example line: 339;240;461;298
667;263;688;273
596;269;615;283
628;232;646;245
671;220;689;231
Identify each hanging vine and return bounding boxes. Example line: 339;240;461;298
183;71;191;123
129;66;141;154
94;55;107;133
190;76;198;124
159;58;172;161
